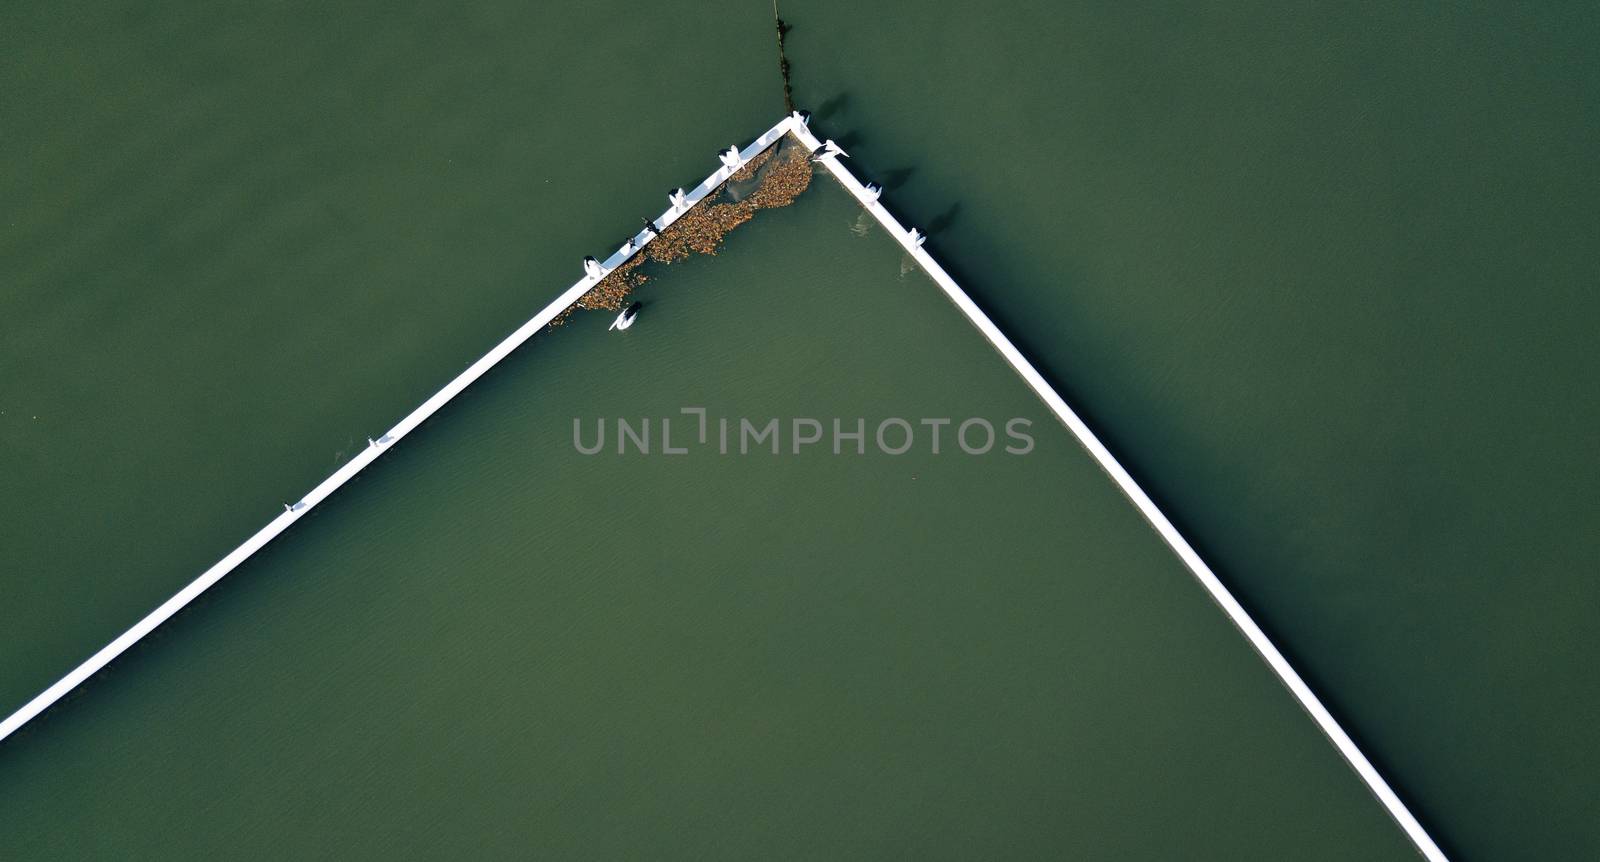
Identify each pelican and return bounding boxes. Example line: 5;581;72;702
583;256;604;279
907;228;927;248
283;503;293;513
719;146;742;169
609;301;642;332
863;183;882;203
790;109;811;126
669;188;688;210
810;139;848;162
367;437;376;448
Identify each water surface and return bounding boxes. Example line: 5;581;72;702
0;180;1411;858
4;2;1598;858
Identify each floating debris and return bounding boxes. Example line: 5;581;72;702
549;255;647;326
745;143;812;209
551;135;814;327
728;147;775;189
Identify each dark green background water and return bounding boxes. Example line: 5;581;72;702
2;2;1596;859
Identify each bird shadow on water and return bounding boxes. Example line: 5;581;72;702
877;166;915;190
814;91;850;123
927;202;961;235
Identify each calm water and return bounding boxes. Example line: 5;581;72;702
3;2;1597;859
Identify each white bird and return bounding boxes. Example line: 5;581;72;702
863;183;882;203
669;188;688;210
283;503;293;513
719;146;742;169
609;301;642;332
907;228;927;248
367;437;376;447
790;109;811;126
583;256;604;279
810;139;849;162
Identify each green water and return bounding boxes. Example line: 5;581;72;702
3;2;1598;859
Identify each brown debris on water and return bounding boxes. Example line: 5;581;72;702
552;135;815;326
648;201;756;262
548;254;649;327
649;138;813;263
729;147;773;182
745;142;813;210
577;254;648;312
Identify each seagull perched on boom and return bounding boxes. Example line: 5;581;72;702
719;146;742;169
669;188;688;211
583;256;604;279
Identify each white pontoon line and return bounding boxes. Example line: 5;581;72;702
0;114;1452;862
784;116;1448;862
0;119;789;745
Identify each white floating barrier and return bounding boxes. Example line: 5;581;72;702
0;114;1454;862
783;114;1448;862
0;116;794;745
